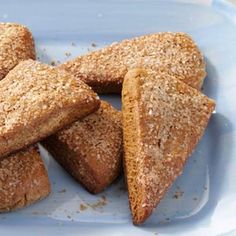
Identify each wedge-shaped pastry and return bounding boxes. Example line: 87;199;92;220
0;146;50;212
0;59;100;159
59;32;206;93
122;68;215;224
42;101;122;193
0;23;35;80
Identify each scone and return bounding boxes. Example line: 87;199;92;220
0;23;35;80
42;101;122;193
122;68;215;224
0;146;50;212
59;32;206;93
0;59;100;159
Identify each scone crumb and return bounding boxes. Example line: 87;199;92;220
50;60;56;66
88;195;107;210
65;52;71;57
173;190;184;199
80;204;88;211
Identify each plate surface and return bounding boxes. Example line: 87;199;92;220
1;0;236;235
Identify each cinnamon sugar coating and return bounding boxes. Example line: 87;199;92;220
0;59;100;159
122;68;215;224
42;101;122;193
0;146;50;212
60;32;206;93
0;23;35;80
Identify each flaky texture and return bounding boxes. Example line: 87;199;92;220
0;23;35;80
0;146;50;212
59;32;206;93
0;59;100;159
42;101;122;194
122;68;215;224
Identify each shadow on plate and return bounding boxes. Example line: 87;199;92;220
202;56;219;99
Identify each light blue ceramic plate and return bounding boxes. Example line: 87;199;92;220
0;0;236;235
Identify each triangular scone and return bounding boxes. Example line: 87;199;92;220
0;23;35;80
0;60;100;159
59;32;206;93
42;101;122;194
0;146;50;212
122;68;215;224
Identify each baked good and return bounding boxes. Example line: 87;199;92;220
59;32;206;93
122;68;215;224
42;101;122;193
0;23;35;80
0;146;50;212
0;59;100;159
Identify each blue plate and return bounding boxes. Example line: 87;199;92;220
0;0;236;235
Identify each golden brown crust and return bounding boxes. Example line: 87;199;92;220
59;32;206;93
0;146;50;212
122;68;215;224
0;59;100;159
42;101;122;194
0;23;35;80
